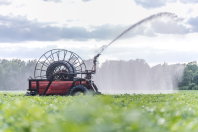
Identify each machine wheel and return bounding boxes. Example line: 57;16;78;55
30;91;37;96
70;85;88;96
24;91;36;96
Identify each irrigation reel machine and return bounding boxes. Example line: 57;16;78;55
26;49;101;96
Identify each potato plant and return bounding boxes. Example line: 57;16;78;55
0;91;197;132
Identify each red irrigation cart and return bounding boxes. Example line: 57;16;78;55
26;49;101;96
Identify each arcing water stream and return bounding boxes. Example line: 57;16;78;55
98;12;180;54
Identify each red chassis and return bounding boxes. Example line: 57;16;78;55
27;78;99;96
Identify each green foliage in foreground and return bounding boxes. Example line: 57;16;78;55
0;92;198;132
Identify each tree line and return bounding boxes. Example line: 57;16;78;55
0;58;194;90
178;61;198;90
0;59;36;90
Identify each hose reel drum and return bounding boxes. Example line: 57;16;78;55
34;49;87;80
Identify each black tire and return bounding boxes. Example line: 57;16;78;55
24;91;36;96
30;91;37;96
69;85;88;96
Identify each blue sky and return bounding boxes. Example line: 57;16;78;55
0;0;198;66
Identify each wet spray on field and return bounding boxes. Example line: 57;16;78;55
90;12;185;94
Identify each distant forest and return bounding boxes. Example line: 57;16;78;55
178;61;198;90
0;58;192;90
0;59;36;90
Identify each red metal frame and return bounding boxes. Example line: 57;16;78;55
28;79;93;96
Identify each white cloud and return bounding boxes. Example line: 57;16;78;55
0;0;197;65
0;32;197;66
134;0;198;9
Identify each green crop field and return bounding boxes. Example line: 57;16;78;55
0;91;198;132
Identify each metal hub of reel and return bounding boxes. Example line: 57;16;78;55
34;49;87;80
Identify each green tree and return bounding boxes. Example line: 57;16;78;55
179;69;193;87
192;85;198;90
187;61;198;73
188;83;196;90
0;59;37;90
193;72;198;85
179;61;198;89
179;86;188;90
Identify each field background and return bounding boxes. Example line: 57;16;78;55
0;91;197;132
